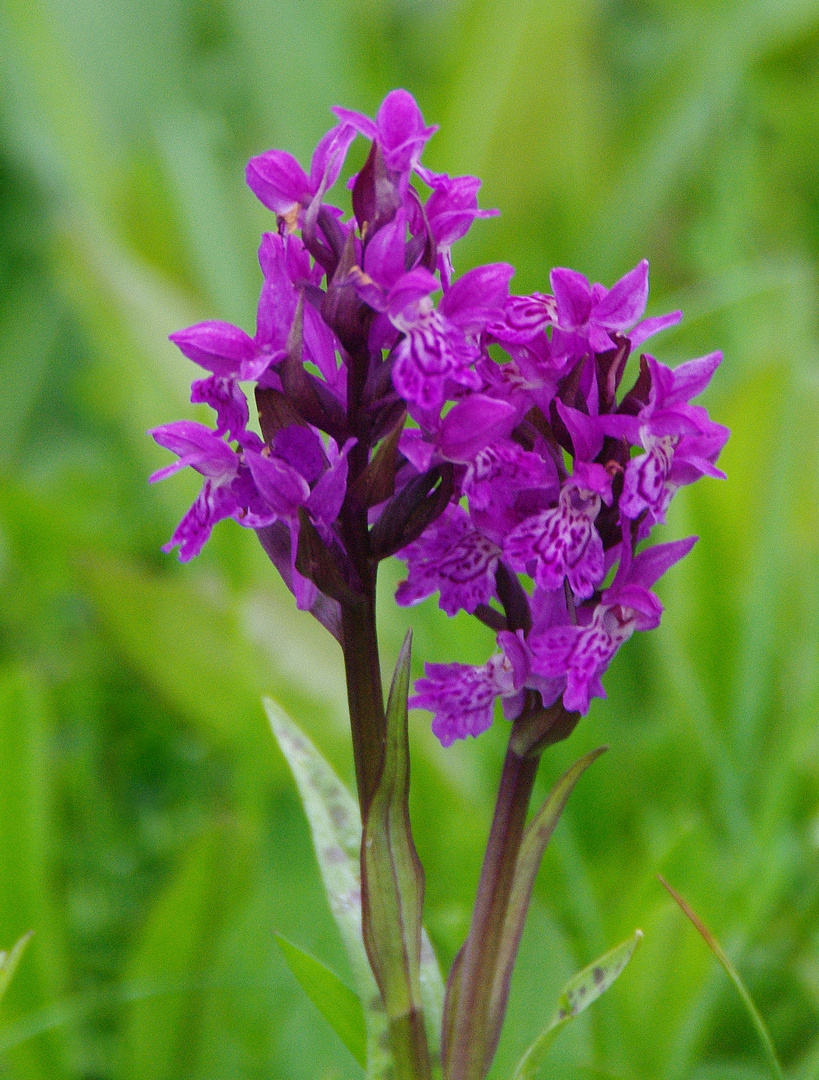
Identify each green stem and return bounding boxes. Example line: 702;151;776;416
338;537;431;1079
388;1011;433;1080
340;589;386;818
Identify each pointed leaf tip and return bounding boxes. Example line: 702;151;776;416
362;624;426;999
387;629;413;723
512;929;643;1080
274;934;367;1067
0;931;33;1005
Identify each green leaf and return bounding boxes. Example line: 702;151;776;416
265;698;390;1080
659;876;784;1080
483;747;607;1069
512;930;643;1080
274;933;366;1067
0;933;33;1006
361;630;432;1075
418;928;445;1074
266;696;444;1080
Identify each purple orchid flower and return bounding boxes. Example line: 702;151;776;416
149;421;251;561
170;233;315;386
388;271;482;409
355;259;514;410
550;260;682;359
153;87;728;762
396;504;501;616
333;88;438;178
463;440;557;515
190;375;249;440
504;463;613;600
247;428;354;611
528;537;697;713
414;168;499;284
410;626;568;745
245;122;356;223
488;292;557;345
599;351;729;522
410;632;526;746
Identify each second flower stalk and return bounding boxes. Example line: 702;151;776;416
150;88;728;1079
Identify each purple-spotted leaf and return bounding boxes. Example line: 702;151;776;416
265;699;391;1080
361;631;434;1077
266;698;444;1080
512;930;643;1080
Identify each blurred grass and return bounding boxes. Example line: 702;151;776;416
0;0;819;1077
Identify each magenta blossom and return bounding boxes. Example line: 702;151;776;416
550;259;682;359
333;88;438;177
151;87;727;747
246;122;356;221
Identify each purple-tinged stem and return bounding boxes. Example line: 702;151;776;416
444;735;540;1080
339;332;387;817
445;702;576;1080
338;512;432;1079
340;589;386;818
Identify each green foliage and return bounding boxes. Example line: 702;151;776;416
0;934;34;1008
361;632;433;1073
274;934;367;1068
267;698;444;1079
118;823;252;1080
512;930;643;1079
482;748;607;1066
659;877;783;1080
267;698;392;1079
0;1;818;1077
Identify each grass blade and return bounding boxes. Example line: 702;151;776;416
658;875;784;1080
118;824;250;1080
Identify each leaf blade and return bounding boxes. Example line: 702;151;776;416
361;630;432;1075
0;932;34;1006
512;930;643;1080
274;933;366;1068
265;698;391;1080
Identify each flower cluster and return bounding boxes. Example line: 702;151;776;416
151;89;728;747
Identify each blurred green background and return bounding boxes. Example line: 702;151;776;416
1;0;819;1077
